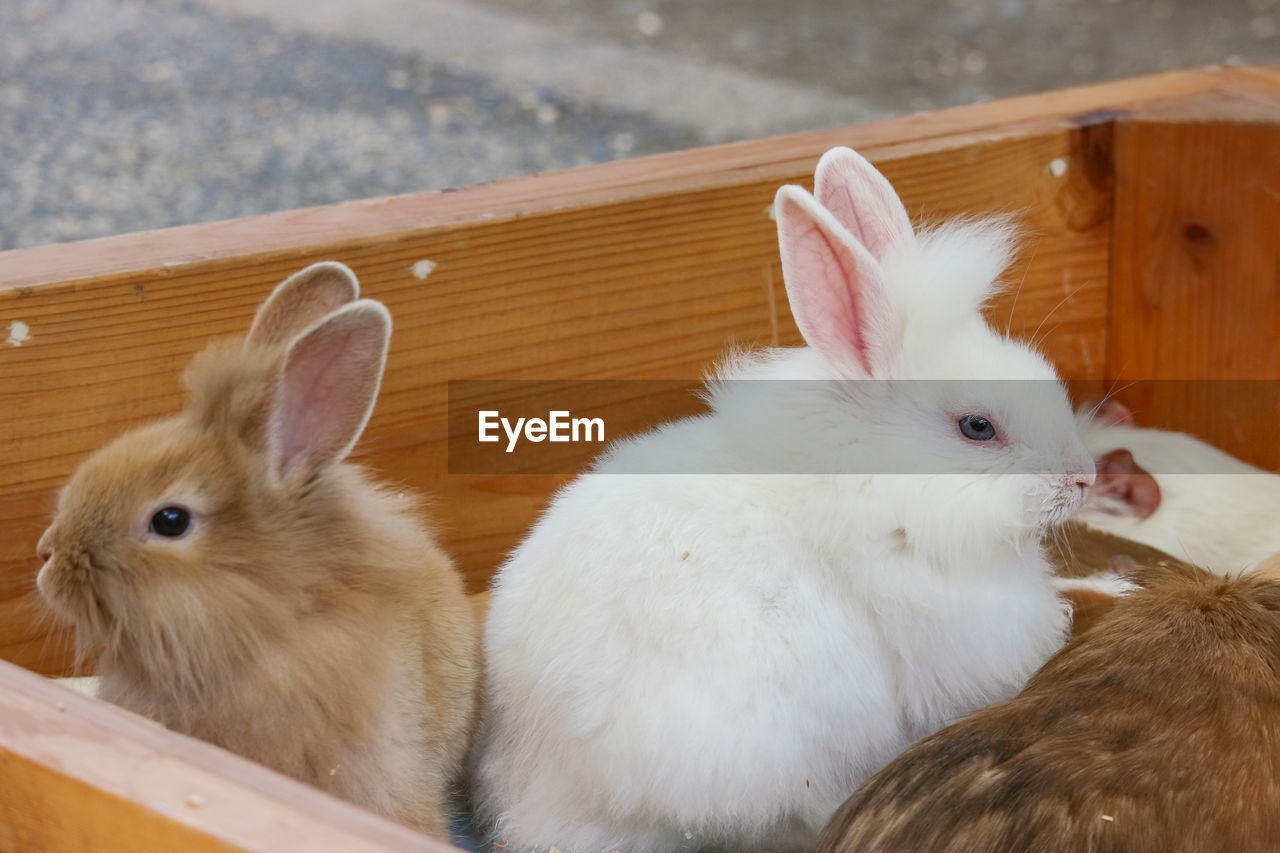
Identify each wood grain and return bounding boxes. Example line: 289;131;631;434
1109;118;1280;469
0;659;457;852
0;66;1259;293
3;64;1280;853
5;67;1280;675
0;128;1111;674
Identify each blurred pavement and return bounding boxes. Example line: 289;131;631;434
2;0;1279;250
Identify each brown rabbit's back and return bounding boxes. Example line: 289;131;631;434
261;469;481;832
395;504;483;790
817;562;1280;853
1046;520;1193;579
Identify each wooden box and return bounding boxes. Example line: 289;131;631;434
3;67;1279;851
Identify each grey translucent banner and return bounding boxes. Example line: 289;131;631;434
445;380;1280;475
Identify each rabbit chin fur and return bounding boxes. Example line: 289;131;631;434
1075;416;1280;574
472;219;1090;853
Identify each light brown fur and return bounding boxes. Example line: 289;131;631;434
816;557;1280;853
1047;521;1193;635
36;265;480;837
1046;520;1192;580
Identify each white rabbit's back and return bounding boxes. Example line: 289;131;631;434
476;451;1069;852
477;470;891;851
1077;422;1280;573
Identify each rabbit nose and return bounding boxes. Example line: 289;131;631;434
36;555;57;597
1070;475;1094;503
36;529;55;562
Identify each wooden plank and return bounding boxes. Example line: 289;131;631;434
0;67;1259;293
1108;118;1280;470
0;659;458;852
10;67;1280;673
0;127;1112;674
6;65;1278;853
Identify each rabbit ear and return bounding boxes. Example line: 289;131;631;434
775;184;896;377
1087;397;1135;428
814;147;914;263
266;299;390;480
1091;448;1161;519
246;262;360;351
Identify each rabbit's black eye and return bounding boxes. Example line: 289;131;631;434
958;415;997;442
150;506;191;538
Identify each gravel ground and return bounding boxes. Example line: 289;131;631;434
2;0;1279;250
0;0;701;249
472;0;1280;112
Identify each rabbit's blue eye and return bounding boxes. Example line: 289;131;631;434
150;506;191;537
958;415;997;442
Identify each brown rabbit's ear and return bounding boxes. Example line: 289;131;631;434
266;299;390;480
245;262;360;352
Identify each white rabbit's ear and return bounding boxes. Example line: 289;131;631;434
266;299;390;479
1091;448;1161;519
775;184;895;377
1083;397;1134;428
814;147;914;262
246;261;360;351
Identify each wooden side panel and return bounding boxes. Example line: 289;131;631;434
0;66;1252;294
1109;119;1280;469
0;127;1112;673
0;660;455;853
5;65;1280;853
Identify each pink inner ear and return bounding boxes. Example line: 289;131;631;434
275;337;348;472
776;187;889;377
794;222;872;370
270;304;388;479
1092;448;1161;519
814;148;914;263
1093;398;1135;427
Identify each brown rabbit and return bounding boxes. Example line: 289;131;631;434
36;262;480;838
1046;521;1189;580
816;556;1280;853
1047;521;1192;635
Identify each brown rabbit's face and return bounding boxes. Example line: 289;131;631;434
36;280;393;671
37;415;271;648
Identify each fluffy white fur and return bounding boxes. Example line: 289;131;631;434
472;148;1094;852
1052;572;1141;598
1076;412;1280;574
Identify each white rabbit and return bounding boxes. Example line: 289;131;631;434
472;148;1095;853
1076;398;1280;574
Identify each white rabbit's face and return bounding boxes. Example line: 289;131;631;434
772;152;1091;542
814;324;1095;536
957;374;1093;524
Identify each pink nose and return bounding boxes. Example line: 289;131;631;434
1059;472;1094;504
